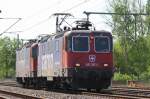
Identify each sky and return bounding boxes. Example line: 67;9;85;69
0;0;111;39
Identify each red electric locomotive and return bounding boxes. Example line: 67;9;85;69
62;30;113;90
16;12;114;91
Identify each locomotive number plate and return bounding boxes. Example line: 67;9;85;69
85;63;98;66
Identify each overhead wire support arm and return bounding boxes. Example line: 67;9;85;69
53;13;72;33
83;11;150;33
0;18;22;36
83;11;150;16
83;11;150;21
59;15;69;26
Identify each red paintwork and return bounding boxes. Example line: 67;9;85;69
62;32;113;70
65;52;113;69
30;44;38;72
31;58;37;71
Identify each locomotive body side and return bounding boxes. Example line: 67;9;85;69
16;43;38;85
16;46;31;83
37;35;64;79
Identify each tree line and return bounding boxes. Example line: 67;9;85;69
0;37;17;79
109;0;150;81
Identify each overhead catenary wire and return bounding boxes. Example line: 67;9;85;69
6;0;63;33
23;0;64;20
21;15;54;32
18;0;87;31
17;0;64;27
22;17;50;32
0;0;92;35
62;0;91;12
19;0;91;32
0;18;22;36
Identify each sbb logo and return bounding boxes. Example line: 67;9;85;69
89;55;96;63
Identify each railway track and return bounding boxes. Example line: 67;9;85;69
102;87;150;99
0;89;41;99
50;89;150;99
1;80;150;99
82;92;148;99
0;80;40;98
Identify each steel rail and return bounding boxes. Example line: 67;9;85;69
0;89;41;99
1;80;150;99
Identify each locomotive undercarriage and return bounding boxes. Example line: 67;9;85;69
67;68;113;90
16;68;113;91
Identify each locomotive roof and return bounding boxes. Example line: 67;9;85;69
72;30;111;33
64;30;112;36
46;30;112;39
36;30;112;40
16;39;38;51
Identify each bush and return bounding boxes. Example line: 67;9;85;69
113;72;133;81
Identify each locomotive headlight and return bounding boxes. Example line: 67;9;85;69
104;64;108;67
76;63;80;67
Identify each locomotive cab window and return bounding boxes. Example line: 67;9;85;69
95;37;110;52
66;36;72;51
72;36;89;52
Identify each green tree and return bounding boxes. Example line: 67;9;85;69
109;0;150;80
0;37;18;78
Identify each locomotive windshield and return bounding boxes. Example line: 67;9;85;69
95;37;110;52
72;36;89;52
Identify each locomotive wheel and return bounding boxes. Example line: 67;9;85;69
71;83;78;91
46;81;54;90
96;89;101;92
22;83;26;88
87;88;91;91
63;83;70;90
34;83;40;90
